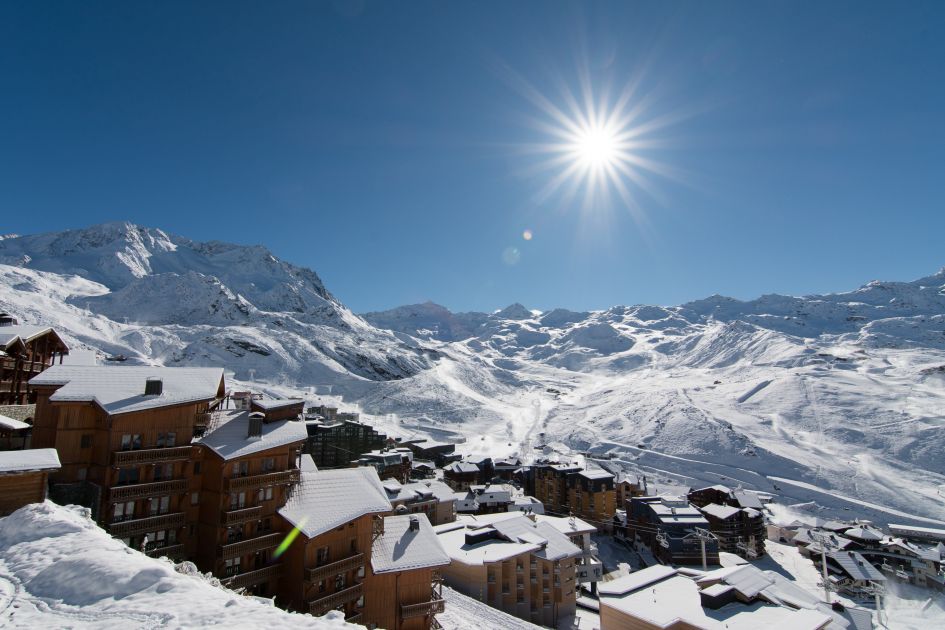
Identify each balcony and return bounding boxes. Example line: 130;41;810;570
308;583;363;616
113;446;193;466
222;563;282;590
109;512;186;538
225;469;300;492
306;553;365;583
223;505;263;526
221;532;283;560
401;592;446;619
345;612;363;624
110;479;188;502
146;543;186;559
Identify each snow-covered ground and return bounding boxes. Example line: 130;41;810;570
0;501;355;629
438;586;543;630
2;222;945;530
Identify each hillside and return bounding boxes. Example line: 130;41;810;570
2;223;944;527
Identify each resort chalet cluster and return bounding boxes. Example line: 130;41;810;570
2;315;943;629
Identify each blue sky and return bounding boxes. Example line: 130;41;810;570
2;1;943;313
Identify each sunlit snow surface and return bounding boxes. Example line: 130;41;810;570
2;224;945;530
0;502;355;629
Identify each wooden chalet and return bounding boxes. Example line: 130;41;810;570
0;448;60;516
194;408;307;596
0;323;69;405
365;513;450;630
28;365;226;556
277;467;394;624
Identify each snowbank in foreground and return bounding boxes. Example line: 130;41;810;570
438;586;543;630
0;501;356;629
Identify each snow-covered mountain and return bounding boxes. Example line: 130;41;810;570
2;222;944;527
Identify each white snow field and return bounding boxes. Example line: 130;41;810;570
2;222;945;532
0;501;356;629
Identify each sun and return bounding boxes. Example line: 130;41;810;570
506;66;684;220
574;123;620;168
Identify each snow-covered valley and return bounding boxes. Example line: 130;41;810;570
2;222;944;528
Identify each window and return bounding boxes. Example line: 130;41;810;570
260;518;272;533
166;432;176;447
149;496;170;516
121;434;132;450
225;557;241;577
113;501;135;522
261;457;275;472
80;434;93;449
132;434;142;450
317;580;326;593
256;487;273;502
117;467;139;486
77;467;87;481
227;526;243;543
193;461;201;475
335;574;346;590
156;433;166;448
157;432;177;447
350;538;357;553
154;463;173;481
191;492;199;506
233;461;249;477
229;492;246;510
316;546;330;566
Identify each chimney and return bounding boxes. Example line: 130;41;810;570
409;515;420;531
248;412;264;438
144;377;163;396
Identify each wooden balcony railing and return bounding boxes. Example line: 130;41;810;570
225;469;300;492
113;445;193;466
145;543;186;559
222;563;282;590
345;612;363;624
305;553;365;583
222;505;263;526
109;479;188;502
220;532;283;560
109;512;186;538
402;590;447;619
308;583;362;616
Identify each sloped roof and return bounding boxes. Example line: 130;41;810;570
31;365;224;415
598;564;677;596
701;503;741;520
0;414;30;431
844;526;883;542
371;514;450;574
444;462;479;474
533;513;595;536
386;480;456;504
251;398;304;411
733;491;764;510
0;448;60;473
279;468;392;539
490;516;581;561
0;325;66;349
300;454;318;472
197;410;307;461
829;551;885;582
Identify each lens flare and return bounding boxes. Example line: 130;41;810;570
522;229;533;241
273;516;307;558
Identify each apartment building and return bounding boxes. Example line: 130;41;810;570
533;462;616;530
1;323;69;404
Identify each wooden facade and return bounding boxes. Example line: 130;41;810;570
0;326;69;405
277;512;375;622
534;464;616;530
363;567;445;630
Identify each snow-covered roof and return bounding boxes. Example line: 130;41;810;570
300;454;318;473
598;564;677;596
578;468;614;480
0;414;30;431
533;513;595;536
197;410;307;461
844;526;883;542
693;484;734;494
0;448;60;473
251;398;304;411
888;523;945;540
279;468;392;539
444;462;479;474
733;491;764;510
386;480;455;504
700;503;741;520
371;513;450;574
829;551;885;582
490;516;581;561
435;514;581;565
599;571;832;629
0;325;62;347
31;365;224;416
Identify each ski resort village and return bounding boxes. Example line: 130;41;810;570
1;225;945;629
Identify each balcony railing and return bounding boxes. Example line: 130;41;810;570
145;543;186;559
113;445;193;466
305;553;365;583
401;591;446;619
223;505;263;526
345;612;363;624
109;512;186;538
109;479;188;502
308;583;362;616
222;563;282;590
220;532;283;560
225;469;300;492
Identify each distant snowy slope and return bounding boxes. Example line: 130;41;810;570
2;222;945;525
0;501;356;629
